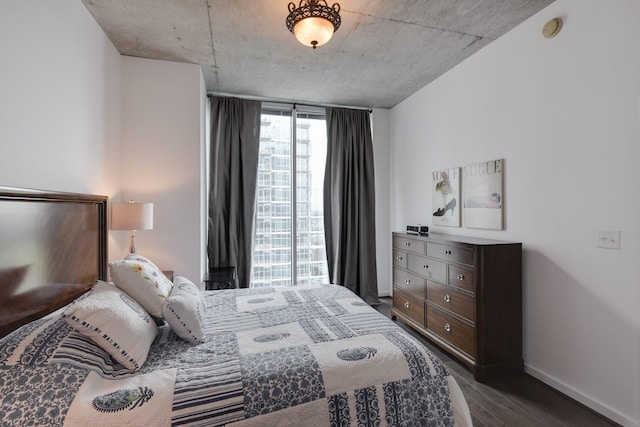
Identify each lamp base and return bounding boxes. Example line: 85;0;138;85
129;230;137;254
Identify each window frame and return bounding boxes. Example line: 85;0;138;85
251;103;328;288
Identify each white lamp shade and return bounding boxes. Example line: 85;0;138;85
110;202;153;231
294;17;335;48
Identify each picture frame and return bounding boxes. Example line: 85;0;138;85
432;167;461;227
462;159;504;230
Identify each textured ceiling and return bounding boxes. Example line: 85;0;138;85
81;0;555;108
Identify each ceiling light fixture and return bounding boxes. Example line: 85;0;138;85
286;0;341;49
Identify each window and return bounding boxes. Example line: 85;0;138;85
258;171;271;186
272;171;290;186
257;188;271;202
272;188;290;202
250;105;329;288
273;156;290;171
258;156;271;171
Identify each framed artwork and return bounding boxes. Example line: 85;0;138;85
462;159;504;230
432;167;460;227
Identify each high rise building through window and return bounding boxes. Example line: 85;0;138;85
250;106;329;288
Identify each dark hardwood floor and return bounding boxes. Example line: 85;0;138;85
374;297;619;427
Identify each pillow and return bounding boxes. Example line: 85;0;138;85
124;253;166;274
109;254;173;318
62;280;158;372
163;276;206;344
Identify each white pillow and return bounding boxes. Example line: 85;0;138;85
163;276;206;344
109;254;173;318
62;280;158;372
124;253;166;274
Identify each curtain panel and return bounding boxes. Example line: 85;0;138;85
323;107;380;305
207;96;262;288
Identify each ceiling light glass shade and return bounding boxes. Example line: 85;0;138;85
293;16;335;48
286;1;341;49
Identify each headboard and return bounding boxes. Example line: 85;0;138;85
0;187;108;338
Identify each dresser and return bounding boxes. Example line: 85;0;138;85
390;232;523;382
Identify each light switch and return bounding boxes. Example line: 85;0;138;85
596;230;621;250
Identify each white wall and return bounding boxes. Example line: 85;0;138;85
118;57;206;284
0;0;121;198
0;1;208;283
389;0;640;425
372;109;392;296
199;73;208;289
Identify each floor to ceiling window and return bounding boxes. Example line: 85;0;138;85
250;104;329;288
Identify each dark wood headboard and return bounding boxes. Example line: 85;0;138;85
0;187;108;338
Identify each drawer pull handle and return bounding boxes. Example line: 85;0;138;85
404;242;411;247
444;294;451;303
404;301;410;309
444;250;452;255
422;264;429;269
396;256;403;261
404;279;411;285
444;323;451;332
457;274;464;281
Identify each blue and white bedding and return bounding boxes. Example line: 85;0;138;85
0;284;471;426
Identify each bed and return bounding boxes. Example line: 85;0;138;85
0;187;472;426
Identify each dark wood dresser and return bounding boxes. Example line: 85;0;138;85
390;231;523;382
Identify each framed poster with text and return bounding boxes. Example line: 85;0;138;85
432;167;461;227
462;159;504;230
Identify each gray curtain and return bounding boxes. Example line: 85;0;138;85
207;96;262;288
323;107;380;305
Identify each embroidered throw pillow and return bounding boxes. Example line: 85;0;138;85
163;276;206;344
62;280;158;372
109;254;173;318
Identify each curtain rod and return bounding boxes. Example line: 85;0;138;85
207;92;373;113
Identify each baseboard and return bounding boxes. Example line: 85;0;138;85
525;365;638;427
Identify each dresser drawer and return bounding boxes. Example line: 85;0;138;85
393;268;427;299
427;282;475;323
393;235;426;255
427;242;474;265
393;288;425;327
427;305;476;358
448;264;475;292
392;250;408;269
407;253;447;283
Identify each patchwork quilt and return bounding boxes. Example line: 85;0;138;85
0;284;471;426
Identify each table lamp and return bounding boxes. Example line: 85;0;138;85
110;200;154;254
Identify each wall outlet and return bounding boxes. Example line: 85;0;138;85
596;230;621;250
